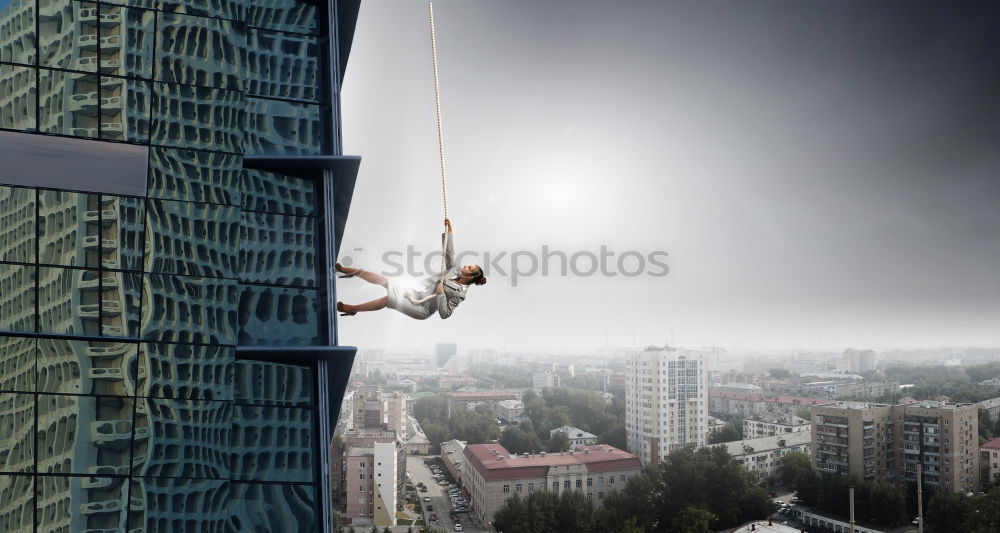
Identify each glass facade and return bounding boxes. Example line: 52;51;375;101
0;0;360;530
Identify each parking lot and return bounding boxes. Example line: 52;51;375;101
408;456;487;532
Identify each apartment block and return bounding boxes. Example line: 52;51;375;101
712;430;812;481
980;437;1000;490
625;347;708;465
743;413;810;439
812;401;979;493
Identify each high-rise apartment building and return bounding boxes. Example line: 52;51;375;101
812;401;979;493
842;348;878;374
0;0;362;531
625;346;708;465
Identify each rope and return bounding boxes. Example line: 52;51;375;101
407;1;450;306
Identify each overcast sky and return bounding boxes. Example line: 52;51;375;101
337;0;1000;354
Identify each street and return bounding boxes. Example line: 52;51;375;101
408;455;489;533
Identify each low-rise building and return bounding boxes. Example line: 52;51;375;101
463;444;641;526
495;399;525;423
978;397;1000;424
550;426;598;447
446;390;523;417
743;413;810;439
441;439;468;484
980;437;1000;490
711;430;811;481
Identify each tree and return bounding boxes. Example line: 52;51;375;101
598;472;658;531
673;506;715;533
500;425;543;454
708;423;740;444
493;491;597;533
652;446;773;530
548;431;570;452
769;368;792;379
778;451;813;489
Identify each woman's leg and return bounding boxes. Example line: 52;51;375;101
340;296;388;314
337;264;389;287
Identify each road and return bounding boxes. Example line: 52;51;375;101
408;455;488;532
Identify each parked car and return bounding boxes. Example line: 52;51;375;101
427;505;434;512
454;524;463;532
424;496;430;502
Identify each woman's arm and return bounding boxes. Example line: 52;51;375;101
443;218;455;270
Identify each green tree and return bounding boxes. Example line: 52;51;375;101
708;423;741;444
673;505;715;533
778;451;813;489
548;431;570;452
769;368;792;379
651;446;773;530
493;491;597;533
500;425;543;454
598;472;658;531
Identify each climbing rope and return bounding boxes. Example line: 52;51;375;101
407;1;450;306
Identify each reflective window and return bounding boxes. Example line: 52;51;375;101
106;195;146;271
151;82;245;153
0;63;36;131
234;360;312;406
155;13;245;90
147;148;241;205
37;339;138;395
231;483;318;531
0;186;36;264
0;393;33;473
237;285;322;346
111;5;155;78
38;68;100;138
36;474;128;532
38;189;101;269
0;474;33;532
0;0;36;65
0;131;149;195
240;211;318;287
36;394;134;474
0;337;34;393
245;97;322;155
102;78;151;142
137;343;234;401
241;170;318;216
131;398;231;479
248;0;318;35
128;478;229;530
246;29;319;102
0;263;35;333
158;0;245;22
39;0;98;72
145;199;240;278
37;267;102;336
232;405;314;482
141;274;238;345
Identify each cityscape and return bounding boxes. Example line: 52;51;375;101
0;0;997;532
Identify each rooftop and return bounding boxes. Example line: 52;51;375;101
981;437;1000;451
465;444;641;481
447;391;521;400
728;522;800;533
712;430;812;457
550;425;597;440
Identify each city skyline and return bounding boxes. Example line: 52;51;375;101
339;1;1000;353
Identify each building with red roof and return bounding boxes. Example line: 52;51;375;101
463;443;641;525
980;437;1000;491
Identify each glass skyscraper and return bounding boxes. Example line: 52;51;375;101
0;0;361;530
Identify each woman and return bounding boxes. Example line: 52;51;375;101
336;218;486;319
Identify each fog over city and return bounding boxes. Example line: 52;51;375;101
339;0;1000;353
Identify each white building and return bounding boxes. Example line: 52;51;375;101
742;413;810;439
625;346;708;465
711;430;812;481
532;370;560;391
495;399;524;423
373;442;397;527
550;426;598;447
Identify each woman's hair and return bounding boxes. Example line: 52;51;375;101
472;268;487;286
